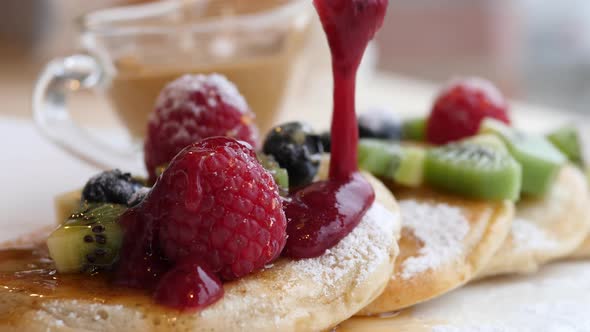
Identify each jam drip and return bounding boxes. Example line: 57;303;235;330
283;0;388;258
114;189;225;311
283;172;375;258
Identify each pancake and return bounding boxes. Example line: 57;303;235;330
358;184;513;315
478;165;590;278
0;174;401;332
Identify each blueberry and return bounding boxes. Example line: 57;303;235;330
127;187;151;207
358;110;402;140
320;132;331;153
263;122;323;188
82;170;146;206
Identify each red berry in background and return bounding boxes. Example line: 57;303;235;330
144;74;259;182
154;260;224;311
426;77;511;145
154;137;287;281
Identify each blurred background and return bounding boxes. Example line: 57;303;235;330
2;0;590;118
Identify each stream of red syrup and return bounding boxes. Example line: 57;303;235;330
283;0;388;258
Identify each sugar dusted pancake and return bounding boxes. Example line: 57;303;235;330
358;183;513;315
479;165;590;277
0;174;400;332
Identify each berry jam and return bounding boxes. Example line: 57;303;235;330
283;172;375;258
154;260;224;311
283;0;388;258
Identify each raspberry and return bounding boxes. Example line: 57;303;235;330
154;137;287;280
144;74;259;182
154;260;223;311
426;77;511;145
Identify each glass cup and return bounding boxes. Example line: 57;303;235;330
33;0;313;172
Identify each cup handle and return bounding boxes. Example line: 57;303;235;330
33;54;143;173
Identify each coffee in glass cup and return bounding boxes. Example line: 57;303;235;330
33;0;312;172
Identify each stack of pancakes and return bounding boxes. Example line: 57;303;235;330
2;161;589;331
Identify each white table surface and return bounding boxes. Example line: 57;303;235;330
1;73;590;331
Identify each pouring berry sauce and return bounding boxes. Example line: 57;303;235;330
283;0;388;258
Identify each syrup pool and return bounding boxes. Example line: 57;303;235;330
283;0;388;258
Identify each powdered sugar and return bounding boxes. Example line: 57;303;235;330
511;218;558;253
292;202;397;289
150;74;249;126
398;200;469;280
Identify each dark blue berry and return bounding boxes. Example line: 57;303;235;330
82;170;146;206
263;122;323;188
358;110;402;140
320;132;331;153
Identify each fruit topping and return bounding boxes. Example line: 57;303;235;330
320;131;331;153
358;110;402;140
257;153;289;195
547;125;585;168
480;118;566;196
126;187;150;207
426;77;511;145
47;203;126;274
154;260;223;311
358;139;426;187
263;122;323;188
82;170;145;206
402;117;427;141
424;141;522;201
144;74;259;182
463;134;508;152
283;172;375;258
117;137;287;289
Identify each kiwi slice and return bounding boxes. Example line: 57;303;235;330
358;139;400;177
358;139;425;187
257;154;289;194
547;126;585;168
425;142;522;201
47;204;126;274
393;145;426;187
402;117;427;141
480;118;566;196
463;134;508;152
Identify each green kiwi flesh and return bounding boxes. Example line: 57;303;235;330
47;204;126;274
424;142;522;201
547;125;585;168
358;139;425;187
480;118;566;196
402;117;427;141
